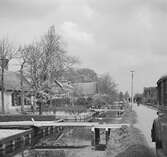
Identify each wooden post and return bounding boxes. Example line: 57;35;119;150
28;134;31;144
51;126;54;134
12;140;15;151
105;128;109;145
91;127;95;146
108;128;111;137
53;126;56;134
43;129;45;137
95;128;100;146
1;144;6;155
48;127;50;135
22;136;25;145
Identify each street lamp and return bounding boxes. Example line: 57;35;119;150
130;71;134;110
0;57;9;114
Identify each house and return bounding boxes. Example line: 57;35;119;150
41;80;73;98
0;71;31;114
72;82;97;97
40;80;74;108
143;87;157;105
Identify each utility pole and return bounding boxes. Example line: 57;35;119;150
130;71;134;110
20;60;25;113
1;59;4;114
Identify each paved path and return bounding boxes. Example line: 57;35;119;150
133;104;157;148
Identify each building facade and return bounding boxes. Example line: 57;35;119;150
143;87;157;106
0;71;31;114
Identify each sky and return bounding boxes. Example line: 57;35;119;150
0;0;167;93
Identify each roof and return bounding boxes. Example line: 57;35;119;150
72;82;97;96
62;82;73;92
157;74;167;85
0;71;31;91
144;87;156;90
41;80;74;95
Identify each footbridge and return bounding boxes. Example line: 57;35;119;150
0;120;129;148
90;109;125;112
32;120;129;147
0;120;129;129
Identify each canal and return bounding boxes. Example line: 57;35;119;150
13;111;122;157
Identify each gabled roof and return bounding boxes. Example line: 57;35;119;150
41;80;74;95
72;82;97;96
0;71;31;91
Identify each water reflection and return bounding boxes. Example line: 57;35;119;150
14;128;91;157
15;149;66;157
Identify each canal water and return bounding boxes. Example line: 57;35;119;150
13;111;120;157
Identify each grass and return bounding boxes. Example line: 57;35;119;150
116;144;155;157
121;109;137;124
106;109;155;157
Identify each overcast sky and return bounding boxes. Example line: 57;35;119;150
1;0;167;93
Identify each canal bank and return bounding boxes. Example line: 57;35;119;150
0;111;97;157
14;107;155;157
13;109;126;157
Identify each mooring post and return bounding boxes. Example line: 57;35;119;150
105;128;109;145
12;140;15;151
43;129;45;137
117;111;119;117
108;128;111;137
22;136;25;145
95;128;100;146
1;144;6;155
91;127;95;146
28;134;32;144
47;127;50;135
53;126;56;134
51;126;54;134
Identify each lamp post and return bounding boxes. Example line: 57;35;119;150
130;71;134;110
0;58;9;114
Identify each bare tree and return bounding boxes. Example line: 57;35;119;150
0;38;16;60
40;25;78;81
20;43;42;90
19;26;78;113
97;73;118;103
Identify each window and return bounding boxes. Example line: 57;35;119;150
11;92;21;106
11;92;31;106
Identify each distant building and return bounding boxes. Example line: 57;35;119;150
143;87;157;105
0;71;31;114
72;82;97;97
41;80;74;108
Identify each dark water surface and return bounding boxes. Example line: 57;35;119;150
14;127;107;157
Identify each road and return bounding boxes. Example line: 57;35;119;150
133;104;158;148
